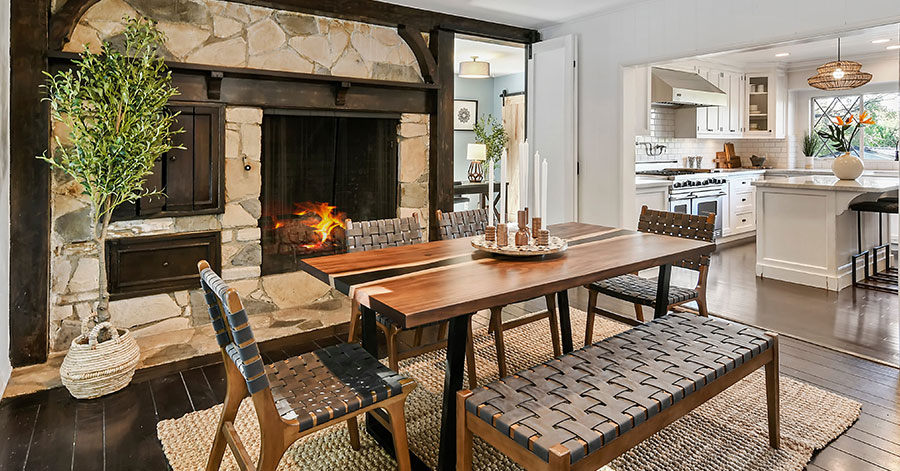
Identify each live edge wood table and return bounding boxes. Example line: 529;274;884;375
299;222;714;471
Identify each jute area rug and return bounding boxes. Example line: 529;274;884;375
158;310;861;471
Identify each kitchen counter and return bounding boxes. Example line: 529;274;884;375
635;177;673;189
752;175;897;291
753;175;898;192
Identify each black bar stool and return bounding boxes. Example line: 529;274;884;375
849;195;898;293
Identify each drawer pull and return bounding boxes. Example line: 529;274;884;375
741;219;747;223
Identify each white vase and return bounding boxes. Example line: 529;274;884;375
831;152;864;180
804;156;814;169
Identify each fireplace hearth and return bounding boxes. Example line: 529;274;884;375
261;112;400;275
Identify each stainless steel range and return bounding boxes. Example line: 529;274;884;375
636;169;727;237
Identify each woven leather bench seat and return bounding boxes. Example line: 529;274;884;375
267;342;408;432
590;274;699;307
463;312;775;465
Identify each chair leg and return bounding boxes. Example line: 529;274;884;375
438;322;449;340
384;401;412;471
347;416;361;451
696;297;709;317
386;326;401;372
256;434;287;471
765;335;781;449
347;300;360;343
585;288;598;346
466;319;478;389
457;391;474;471
413;326;424;347
634;303;645;322
545;294;561;356
489;307;507;378
206;361;247;471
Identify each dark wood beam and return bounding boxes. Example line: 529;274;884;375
397;25;436;84
49;0;539;51
10;0;51;366
428;28;454;241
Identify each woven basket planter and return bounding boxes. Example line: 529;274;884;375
60;321;141;399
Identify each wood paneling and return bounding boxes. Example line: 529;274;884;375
9;0;50;366
106;231;221;300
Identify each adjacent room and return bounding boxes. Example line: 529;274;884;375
0;2;898;471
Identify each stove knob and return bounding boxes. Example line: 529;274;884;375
674;182;682;188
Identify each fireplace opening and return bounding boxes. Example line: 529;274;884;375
260;112;400;275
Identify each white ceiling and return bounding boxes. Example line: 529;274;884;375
455;38;525;77
380;0;630;29
700;23;900;70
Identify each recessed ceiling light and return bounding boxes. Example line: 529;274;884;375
774;52;790;57
872;39;891;44
887;45;900;50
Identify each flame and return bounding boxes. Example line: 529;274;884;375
283;202;346;249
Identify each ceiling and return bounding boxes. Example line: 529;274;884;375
700;23;900;69
455;38;524;77
380;0;631;29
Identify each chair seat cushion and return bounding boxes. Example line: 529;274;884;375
464;313;774;464
589;274;698;306
850;200;899;213
266;343;409;431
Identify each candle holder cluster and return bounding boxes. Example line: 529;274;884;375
471;208;567;256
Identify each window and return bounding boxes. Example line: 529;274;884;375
811;92;899;160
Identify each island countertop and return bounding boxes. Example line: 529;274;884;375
753;175;898;193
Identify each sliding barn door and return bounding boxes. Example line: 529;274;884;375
527;35;578;225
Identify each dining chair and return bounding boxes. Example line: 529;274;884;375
435;209;562;379
198;260;416;471
583;206;716;345
344;215;478;388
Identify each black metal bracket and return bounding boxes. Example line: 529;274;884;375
206;71;224;100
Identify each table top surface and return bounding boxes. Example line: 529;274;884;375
300;222;714;328
753;175;899;192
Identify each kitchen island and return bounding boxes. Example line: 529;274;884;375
753;175;898;291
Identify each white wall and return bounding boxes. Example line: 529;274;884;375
540;0;900;227
1;0;12;397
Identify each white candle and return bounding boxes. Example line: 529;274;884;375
488;156;495;226
519;140;528;210
541;158;548;223
499;149;507;223
534;151;541;218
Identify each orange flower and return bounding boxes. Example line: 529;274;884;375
834;116;846;125
858;111;875;125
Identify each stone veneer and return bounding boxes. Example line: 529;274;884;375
47;0;430;365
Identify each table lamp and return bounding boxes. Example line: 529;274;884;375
467;143;486;183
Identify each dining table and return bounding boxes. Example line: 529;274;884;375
299;222;715;471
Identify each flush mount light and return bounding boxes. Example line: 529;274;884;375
872;39;891;44
459;56;491;78
808;38;872;90
887;45;900;50
775;52;790;57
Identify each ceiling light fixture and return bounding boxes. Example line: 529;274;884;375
872;39;891;44
775;52;790;57
887;45;900;50
459;56;491;79
807;38;872;90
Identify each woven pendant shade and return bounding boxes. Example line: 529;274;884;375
808;39;872;90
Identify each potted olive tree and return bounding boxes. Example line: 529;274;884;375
42;18;182;399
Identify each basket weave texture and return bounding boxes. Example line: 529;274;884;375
60;320;141;399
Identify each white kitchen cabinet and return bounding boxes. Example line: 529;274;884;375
635;184;669;217
726;173;761;236
675;67;744;139
728;73;744;134
744;71;787;138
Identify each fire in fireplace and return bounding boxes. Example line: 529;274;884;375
260;112;400;275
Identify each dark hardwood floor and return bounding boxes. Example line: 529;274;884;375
1;240;897;470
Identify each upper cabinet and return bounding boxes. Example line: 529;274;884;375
744;71;787;139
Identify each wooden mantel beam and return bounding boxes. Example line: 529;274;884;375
397;25;437;84
50;0;539;50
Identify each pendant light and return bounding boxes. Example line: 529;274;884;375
808;38;872;90
459;56;491;78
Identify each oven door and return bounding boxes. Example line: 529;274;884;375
669;193;691;214
691;190;725;237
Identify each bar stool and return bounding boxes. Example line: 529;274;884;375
850;195;898;293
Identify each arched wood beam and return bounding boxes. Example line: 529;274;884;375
398;25;437;84
49;0;102;50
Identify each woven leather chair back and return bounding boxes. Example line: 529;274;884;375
637;206;716;271
435;208;489;240
199;265;270;394
345;216;424;252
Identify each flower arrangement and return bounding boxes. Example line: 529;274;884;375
473;114;508;167
816;111;875;154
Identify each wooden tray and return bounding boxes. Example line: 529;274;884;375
471;234;568;257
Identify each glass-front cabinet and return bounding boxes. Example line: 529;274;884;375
744;71;787;138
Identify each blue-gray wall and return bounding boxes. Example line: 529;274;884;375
453;72;526;183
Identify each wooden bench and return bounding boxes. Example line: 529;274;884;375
457;312;780;471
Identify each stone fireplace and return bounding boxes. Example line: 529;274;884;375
46;0;431;369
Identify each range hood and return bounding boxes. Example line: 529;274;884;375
651;67;727;108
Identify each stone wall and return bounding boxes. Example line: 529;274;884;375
48;0;431;360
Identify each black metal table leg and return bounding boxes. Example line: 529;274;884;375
654;264;672;319
437;314;472;471
360;305;430;470
557;290;573;353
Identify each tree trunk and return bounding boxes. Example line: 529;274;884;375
94;204;113;338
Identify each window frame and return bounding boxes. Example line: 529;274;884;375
810;91;899;160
